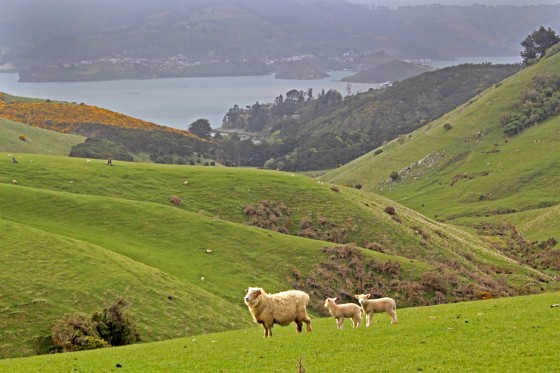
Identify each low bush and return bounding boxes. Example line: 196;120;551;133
384;206;396;215
50;298;139;353
168;195;183;206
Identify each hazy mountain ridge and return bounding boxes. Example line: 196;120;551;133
1;0;558;81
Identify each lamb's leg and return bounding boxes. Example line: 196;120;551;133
366;312;372;327
389;309;398;324
337;317;344;329
352;314;361;328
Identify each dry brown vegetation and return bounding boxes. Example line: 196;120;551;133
475;222;560;271
291;244;530;313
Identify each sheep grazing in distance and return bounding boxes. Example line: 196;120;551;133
205;249;213;254
354;293;398;326
244;287;312;337
324;297;362;329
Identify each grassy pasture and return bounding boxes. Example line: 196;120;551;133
1;291;559;372
0;153;556;358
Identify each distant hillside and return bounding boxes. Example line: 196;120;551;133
320;50;560;270
1;154;556;357
0;93;211;164
0;117;84;156
2;0;558;81
342;60;434;83
219;63;520;170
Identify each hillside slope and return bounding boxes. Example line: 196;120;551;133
0;218;250;358
1;153;557;357
321;51;560;267
0;117;84;155
0;93;210;164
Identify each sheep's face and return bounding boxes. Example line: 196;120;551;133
324;297;337;308
244;287;262;305
354;294;370;304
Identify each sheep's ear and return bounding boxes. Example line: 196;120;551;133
333;297;337;301
366;294;371;299
354;294;359;299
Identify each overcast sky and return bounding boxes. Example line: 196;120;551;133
348;0;560;7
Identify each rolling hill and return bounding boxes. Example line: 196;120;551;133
1;47;559;363
1;153;555;358
0;92;209;163
321;48;560;271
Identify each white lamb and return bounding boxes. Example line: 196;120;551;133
244;287;312;337
354;293;398;326
324;297;362;329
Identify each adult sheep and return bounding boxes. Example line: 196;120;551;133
244;287;312;337
324;297;362;329
354;293;398;326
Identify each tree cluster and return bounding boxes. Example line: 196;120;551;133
521;26;560;64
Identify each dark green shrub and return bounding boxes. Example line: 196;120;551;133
384;206;396;215
373;148;383;155
443;122;453;131
389;171;399;180
92;298;140;347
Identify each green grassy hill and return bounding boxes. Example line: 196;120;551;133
1;291;559;372
0;218;250;358
1;152;557;358
321;52;560;244
0;118;84;156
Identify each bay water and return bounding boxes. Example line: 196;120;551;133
0;56;520;130
0;71;379;129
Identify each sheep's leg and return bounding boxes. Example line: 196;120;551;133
296;320;303;333
262;322;273;337
352;314;361;328
304;317;312;332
